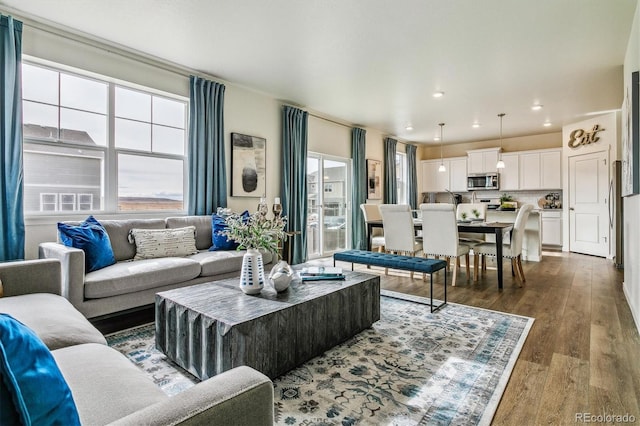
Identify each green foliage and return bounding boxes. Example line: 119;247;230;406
472;209;480;218
222;212;287;256
499;193;513;203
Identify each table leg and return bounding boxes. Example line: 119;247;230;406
496;228;504;290
366;223;373;251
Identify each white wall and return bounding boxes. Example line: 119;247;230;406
623;0;640;333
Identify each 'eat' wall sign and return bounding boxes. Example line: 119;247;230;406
567;124;605;148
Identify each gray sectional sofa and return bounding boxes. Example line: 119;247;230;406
0;259;274;425
39;215;273;319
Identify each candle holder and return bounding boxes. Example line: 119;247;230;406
272;202;282;217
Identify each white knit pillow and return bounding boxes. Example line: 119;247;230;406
129;226;198;260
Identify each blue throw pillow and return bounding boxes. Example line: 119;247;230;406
58;215;116;272
210;210;249;251
0;314;81;426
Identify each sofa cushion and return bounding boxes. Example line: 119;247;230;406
52;343;167;425
0;293;107;350
58;215;116;272
100;219;166;261
166;215;213;250
189;250;274;277
0;314;81;426
84;258;202;299
129;226;198;260
210;210;249;251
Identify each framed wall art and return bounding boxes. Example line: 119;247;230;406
366;159;382;200
231;133;266;197
622;71;640;196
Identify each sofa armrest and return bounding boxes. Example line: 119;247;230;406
39;242;85;304
109;366;274;426
0;259;62;296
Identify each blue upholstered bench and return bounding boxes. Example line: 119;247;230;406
333;250;448;312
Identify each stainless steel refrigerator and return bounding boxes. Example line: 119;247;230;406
611;160;624;268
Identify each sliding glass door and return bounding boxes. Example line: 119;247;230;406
307;153;351;258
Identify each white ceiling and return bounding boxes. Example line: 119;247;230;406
1;0;637;145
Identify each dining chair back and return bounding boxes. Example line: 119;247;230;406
472;204;534;286
419;203;471;286
379;204;423;278
360;203;385;251
457;203;488;245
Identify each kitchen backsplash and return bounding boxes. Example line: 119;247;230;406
431;190;563;209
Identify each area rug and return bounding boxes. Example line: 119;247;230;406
106;290;533;425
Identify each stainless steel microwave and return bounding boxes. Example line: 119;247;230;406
467;173;499;190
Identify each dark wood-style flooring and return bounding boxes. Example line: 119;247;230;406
96;250;640;424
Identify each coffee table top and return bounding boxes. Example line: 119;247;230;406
156;270;379;326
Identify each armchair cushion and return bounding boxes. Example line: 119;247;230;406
0;314;80;426
58;215;116;272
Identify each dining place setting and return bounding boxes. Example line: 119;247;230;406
361;202;533;289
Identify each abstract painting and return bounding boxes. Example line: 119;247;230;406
231;133;266;197
367;159;382;200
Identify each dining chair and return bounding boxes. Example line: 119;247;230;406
360;203;385;252
378;204;423;279
419;203;471;287
456;203;488;244
472;204;533;286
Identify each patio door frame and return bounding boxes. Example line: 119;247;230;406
307;152;352;259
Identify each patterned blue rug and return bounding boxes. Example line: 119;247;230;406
106;290;533;425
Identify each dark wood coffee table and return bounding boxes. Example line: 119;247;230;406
155;271;380;380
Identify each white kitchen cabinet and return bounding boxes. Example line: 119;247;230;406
499;153;520;191
541;210;563;246
449;157;468;192
519;149;562;190
467;148;500;174
421;157;467;193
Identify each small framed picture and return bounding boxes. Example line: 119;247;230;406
366;159;382;200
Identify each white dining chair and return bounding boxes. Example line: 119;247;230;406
378;204;423;279
360;203;385;252
419;203;471;287
456;202;488;244
472;204;533;286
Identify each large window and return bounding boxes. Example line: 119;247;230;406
396;152;407;204
22;62;187;214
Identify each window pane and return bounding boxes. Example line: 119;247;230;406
60;74;107;114
153;96;185;128
115;87;151;121
22;64;58;104
118;154;183;211
23;143;103;213
115;118;151;151
153;125;184;155
23;101;58;139
60;108;107;145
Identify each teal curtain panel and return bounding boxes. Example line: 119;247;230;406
0;15;24;261
406;144;417;209
188;76;227;215
383;137;397;204
351;127;367;250
281;106;308;265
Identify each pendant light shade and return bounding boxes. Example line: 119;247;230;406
496;113;506;169
438;123;446;172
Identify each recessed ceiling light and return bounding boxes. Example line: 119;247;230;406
543;122;552;127
531;104;543;111
472;123;480;128
405;124;413;131
433;91;445;98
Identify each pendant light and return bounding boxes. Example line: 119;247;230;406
438;123;446;172
496;113;506;169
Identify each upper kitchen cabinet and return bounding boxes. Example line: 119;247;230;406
421;157;467;193
499;153;520;191
519;148;562;190
467;148;500;174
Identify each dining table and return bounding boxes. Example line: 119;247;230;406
365;219;514;290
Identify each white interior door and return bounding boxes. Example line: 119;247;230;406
568;150;610;256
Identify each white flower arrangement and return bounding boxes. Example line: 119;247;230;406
222;211;287;256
